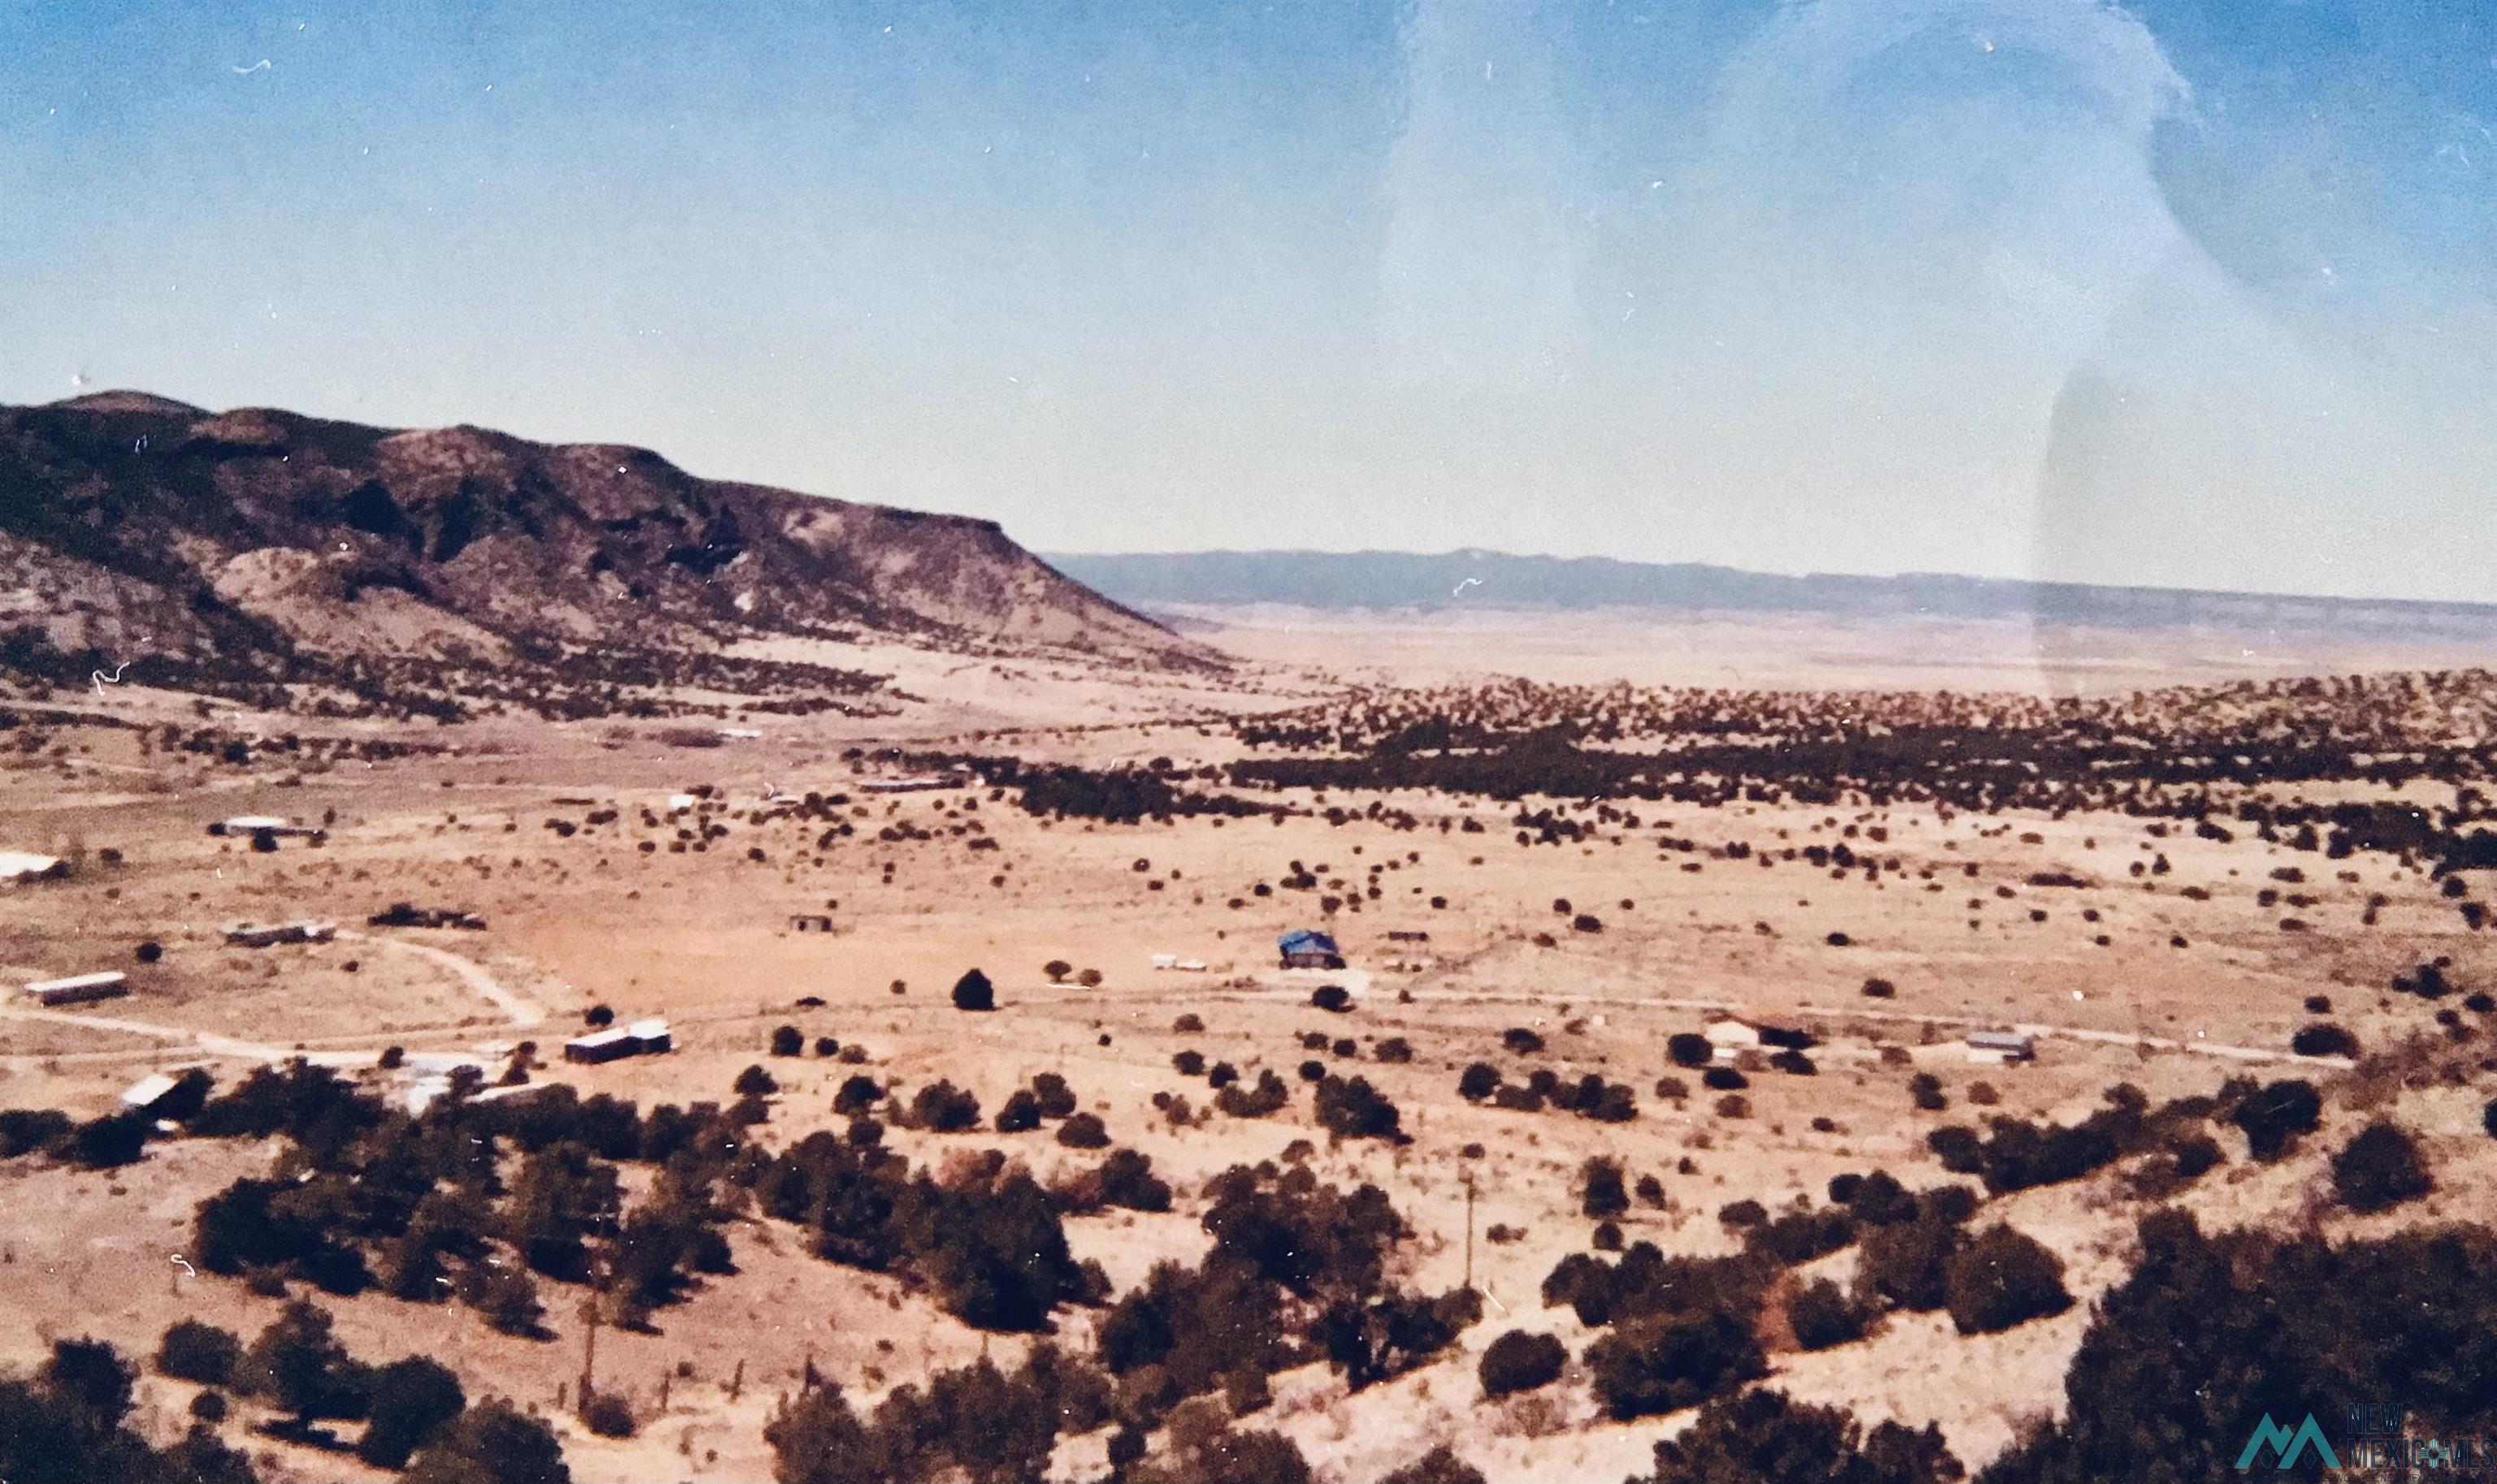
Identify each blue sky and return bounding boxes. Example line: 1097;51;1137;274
4;1;2490;601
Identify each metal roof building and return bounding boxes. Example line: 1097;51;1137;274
0;851;63;882
1966;1030;2037;1064
24;971;130;1006
1278;929;1343;968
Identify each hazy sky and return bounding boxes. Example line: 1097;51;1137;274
5;1;2491;601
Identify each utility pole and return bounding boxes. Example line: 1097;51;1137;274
1463;1173;1477;1290
577;1292;600;1417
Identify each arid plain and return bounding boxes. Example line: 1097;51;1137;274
2;608;2493;1484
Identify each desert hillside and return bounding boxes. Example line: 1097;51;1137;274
0;393;1214;721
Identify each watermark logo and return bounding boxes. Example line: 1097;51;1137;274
2237;1414;2340;1472
2234;1404;2497;1473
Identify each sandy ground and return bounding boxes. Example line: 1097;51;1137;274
0;612;2489;1482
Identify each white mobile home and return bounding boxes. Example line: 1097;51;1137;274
563;1027;641;1065
563;1018;675;1065
1703;1014;1765;1053
859;774;965;794
25;971;130;1007
119;1072;181;1110
208;815;327;840
0;851;63;883
1966;1031;2037;1065
225;920;338;948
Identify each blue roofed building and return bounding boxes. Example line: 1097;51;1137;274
1278;928;1344;970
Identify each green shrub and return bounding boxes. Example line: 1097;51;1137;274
1314;1075;1404;1142
1857;1211;1964;1313
1381;1443;1489;1484
994;1089;1042;1134
1479;1329;1566;1397
1056;1113;1110;1149
42;1338;135;1434
406;1398;570;1484
358;1356;466;1468
1629;1388;1960;1484
2291;1023;2357;1057
2228;1078;2321;1162
0;1108;72;1158
1984;1210;2497;1482
155;1320;242;1386
2331;1122;2432;1213
1943;1225;2069;1335
1136;1424;1313;1484
951;970;996;1012
1216;1070;1291;1119
1584;1308;1765;1421
1787;1279;1868;1351
907;1081;980;1133
1099;1148;1173;1213
67;1109;152;1169
235;1300;369;1424
1747;1207;1856;1265
1582;1158;1630;1218
580;1390;636;1438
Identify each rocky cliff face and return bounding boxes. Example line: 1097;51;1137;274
0;392;1210;715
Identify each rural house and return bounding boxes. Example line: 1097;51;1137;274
565;1018;675;1065
24;971;129;1007
1278;929;1344;970
225;920;337;948
207;815;326;840
1965;1030;2037;1065
1704;1013;1814;1056
0;851;64;883
1703;1014;1764;1052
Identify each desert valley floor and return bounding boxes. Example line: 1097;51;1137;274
2;609;2493;1483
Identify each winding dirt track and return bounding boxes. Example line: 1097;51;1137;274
336;929;549;1028
1;931;547;1069
1113;974;2351;1070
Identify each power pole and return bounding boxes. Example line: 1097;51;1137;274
577;1292;600;1417
1463;1174;1477;1290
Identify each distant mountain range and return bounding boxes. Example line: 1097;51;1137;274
1049;549;2497;636
0;392;1206;712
